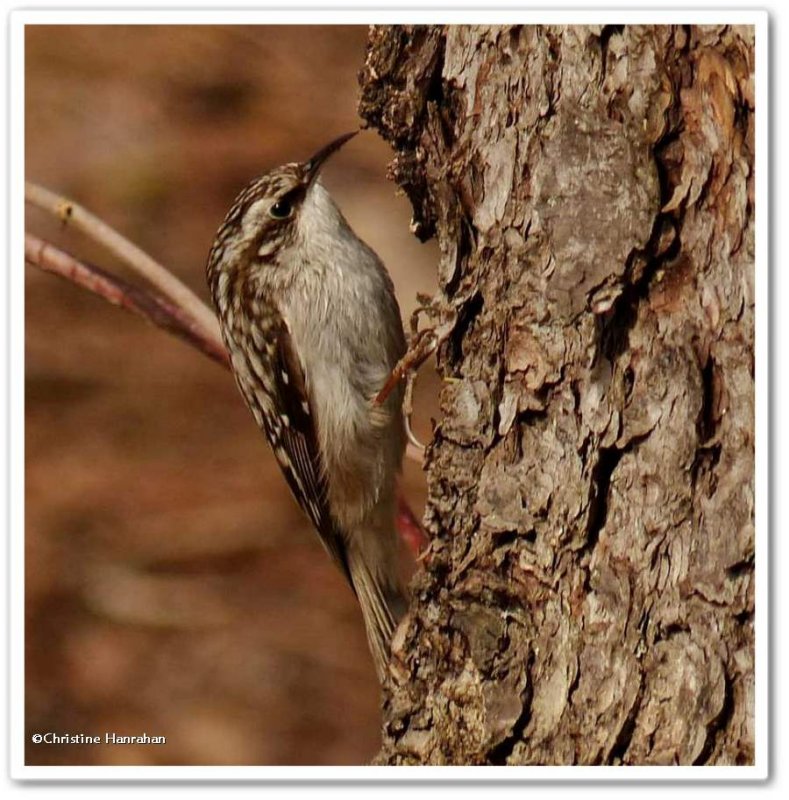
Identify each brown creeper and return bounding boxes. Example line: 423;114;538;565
206;132;408;682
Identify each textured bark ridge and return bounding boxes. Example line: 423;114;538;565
359;25;755;766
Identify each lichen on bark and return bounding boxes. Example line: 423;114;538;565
360;24;755;765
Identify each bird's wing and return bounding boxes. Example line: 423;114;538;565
267;317;353;588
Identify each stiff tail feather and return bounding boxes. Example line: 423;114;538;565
346;546;407;683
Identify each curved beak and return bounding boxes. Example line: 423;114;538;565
302;131;358;187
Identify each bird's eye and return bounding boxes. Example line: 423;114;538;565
269;198;293;219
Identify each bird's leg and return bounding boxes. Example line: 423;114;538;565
374;287;459;406
374;291;459;460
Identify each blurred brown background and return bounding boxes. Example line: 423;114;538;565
25;25;438;766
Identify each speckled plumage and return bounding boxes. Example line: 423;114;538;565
206;134;407;681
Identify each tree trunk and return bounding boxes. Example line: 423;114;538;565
359;24;755;766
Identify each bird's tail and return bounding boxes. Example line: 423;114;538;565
346;545;407;684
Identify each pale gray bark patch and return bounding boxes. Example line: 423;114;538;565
360;24;754;766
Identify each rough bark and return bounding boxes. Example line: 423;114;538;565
359;24;754;766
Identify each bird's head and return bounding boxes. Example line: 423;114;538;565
207;131;357;296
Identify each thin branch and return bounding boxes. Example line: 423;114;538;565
25;180;222;346
25;233;229;367
403;372;426;455
26;225;426;550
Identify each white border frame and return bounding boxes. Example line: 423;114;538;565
7;5;769;782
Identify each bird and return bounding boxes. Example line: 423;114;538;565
206;131;408;682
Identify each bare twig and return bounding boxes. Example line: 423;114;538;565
26;211;426;547
25;233;230;367
403;370;425;454
25;180;221;345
